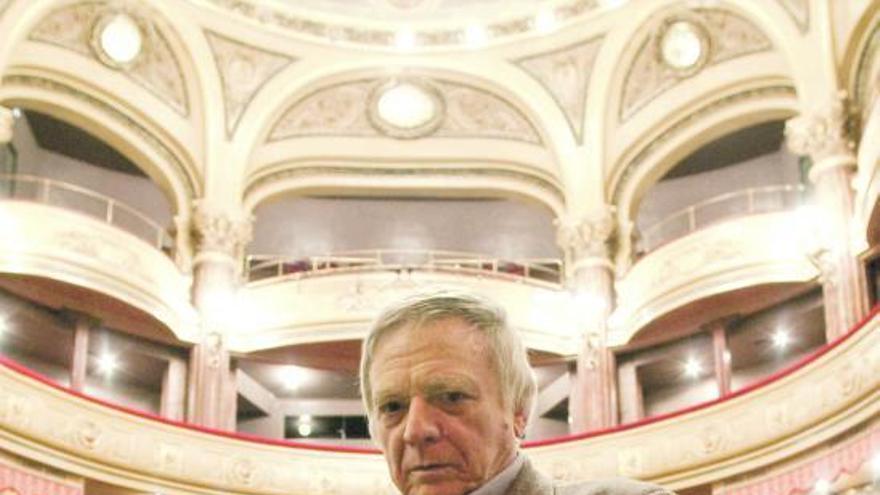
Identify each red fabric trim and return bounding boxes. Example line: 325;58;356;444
0;305;877;454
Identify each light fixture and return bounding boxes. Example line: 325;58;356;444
0;316;7;336
534;9;558;34
813;479;830;495
395;28;416;51
722;350;731;364
684;357;702;378
93;12;144;67
281;366;307;390
871;452;880;477
772;329;791;349
297;414;313;437
464;23;488;47
368;79;443;138
97;353;118;375
659;20;707;72
11;107;21;119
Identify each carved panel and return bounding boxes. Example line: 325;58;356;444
205;32;294;136
620;9;773;121
268;78;541;144
29;2;189;115
516;36;604;142
776;0;809;32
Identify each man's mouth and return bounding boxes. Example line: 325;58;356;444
410;463;454;472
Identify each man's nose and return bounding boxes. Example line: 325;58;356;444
402;396;441;445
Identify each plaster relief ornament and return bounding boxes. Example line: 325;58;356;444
516;36;604;142
270;80;376;140
205;32;294;135
621;9;772;121
30;3;189;115
785;92;856;164
191;202;254;259
436;81;541;143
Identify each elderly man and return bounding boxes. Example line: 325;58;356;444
360;290;672;495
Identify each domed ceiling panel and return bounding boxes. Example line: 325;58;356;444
269;78;541;144
620;9;773;122
777;0;809;32
205;32;295;136
29;2;189;116
515;35;604;142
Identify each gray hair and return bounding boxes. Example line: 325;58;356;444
359;289;538;426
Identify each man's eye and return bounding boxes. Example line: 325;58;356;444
440;391;467;404
379;400;404;414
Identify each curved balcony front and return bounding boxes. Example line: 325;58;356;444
615;186;816;345
0;174;198;342
234;253;576;354
1;306;877;495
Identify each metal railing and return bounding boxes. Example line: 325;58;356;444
638;184;807;253
246;249;563;285
0;174;173;253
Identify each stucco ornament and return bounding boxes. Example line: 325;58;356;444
30;2;189;115
205;32;294;135
555;207;617;266
785;92;855;163
438;82;541;143
191;202;253;259
516;36;604;141
621;9;772;121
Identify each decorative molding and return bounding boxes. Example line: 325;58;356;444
786;91;856;163
269;78;541;144
29;2;189;116
620;9;773;122
244;164;563;208
515;36;604;142
205;32;294;136
611;85;796;208
776;0;810;33
555;206;616;265
203;0;599;49
852;16;880;119
191;201;253;259
1;74;198;200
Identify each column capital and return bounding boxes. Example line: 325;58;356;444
190;201;253;262
555;206;616;260
785;92;856;177
0;106;14;144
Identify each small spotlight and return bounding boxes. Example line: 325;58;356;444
11;107;22;119
772;329;790;349
297;414;313;437
813;479;830;494
684;357;702;378
533;9;557;34
722;350;732;364
395;28;416;50
0;316;7;335
98;13;143;65
97;353;118;375
464;23;488;47
871;452;880;477
282;366;307;390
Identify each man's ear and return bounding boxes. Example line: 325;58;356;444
513;409;528;439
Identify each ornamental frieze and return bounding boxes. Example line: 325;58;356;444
29;2;189;116
621;9;773;122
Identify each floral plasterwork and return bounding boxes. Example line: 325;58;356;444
516;36;604;142
29;2;189;116
205;32;294;136
776;0;809;33
620;9;773;122
268;78;541;144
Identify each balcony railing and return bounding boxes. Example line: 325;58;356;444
0;174;173;253
638;184;807;253
246;249;563;285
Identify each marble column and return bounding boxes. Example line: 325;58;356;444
70;314;98;392
786;93;869;341
186;201;252;429
0;106;13;144
556;206;618;432
161;356;187;421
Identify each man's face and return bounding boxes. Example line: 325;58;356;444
368;317;522;495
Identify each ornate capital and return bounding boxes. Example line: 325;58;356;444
191;201;253;259
0;106;14;144
785;92;856;164
555;206;616;262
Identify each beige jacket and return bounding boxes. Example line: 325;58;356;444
507;460;673;495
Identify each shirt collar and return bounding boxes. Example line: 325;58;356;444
469;453;525;495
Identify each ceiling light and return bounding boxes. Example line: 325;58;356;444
534;9;558;34
772;329;791;349
297;414;313;437
11;107;21;119
870;452;880;477
813;479;830;494
684;357;702;378
97;13;143;66
376;82;437;129
0;316;7;336
464;23;488;47
97;353;118;375
659;20;705;71
281;366;307;390
395;28;416;50
722;350;731;364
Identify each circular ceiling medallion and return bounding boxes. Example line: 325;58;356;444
368;79;444;139
90;12;144;68
657;19;709;74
